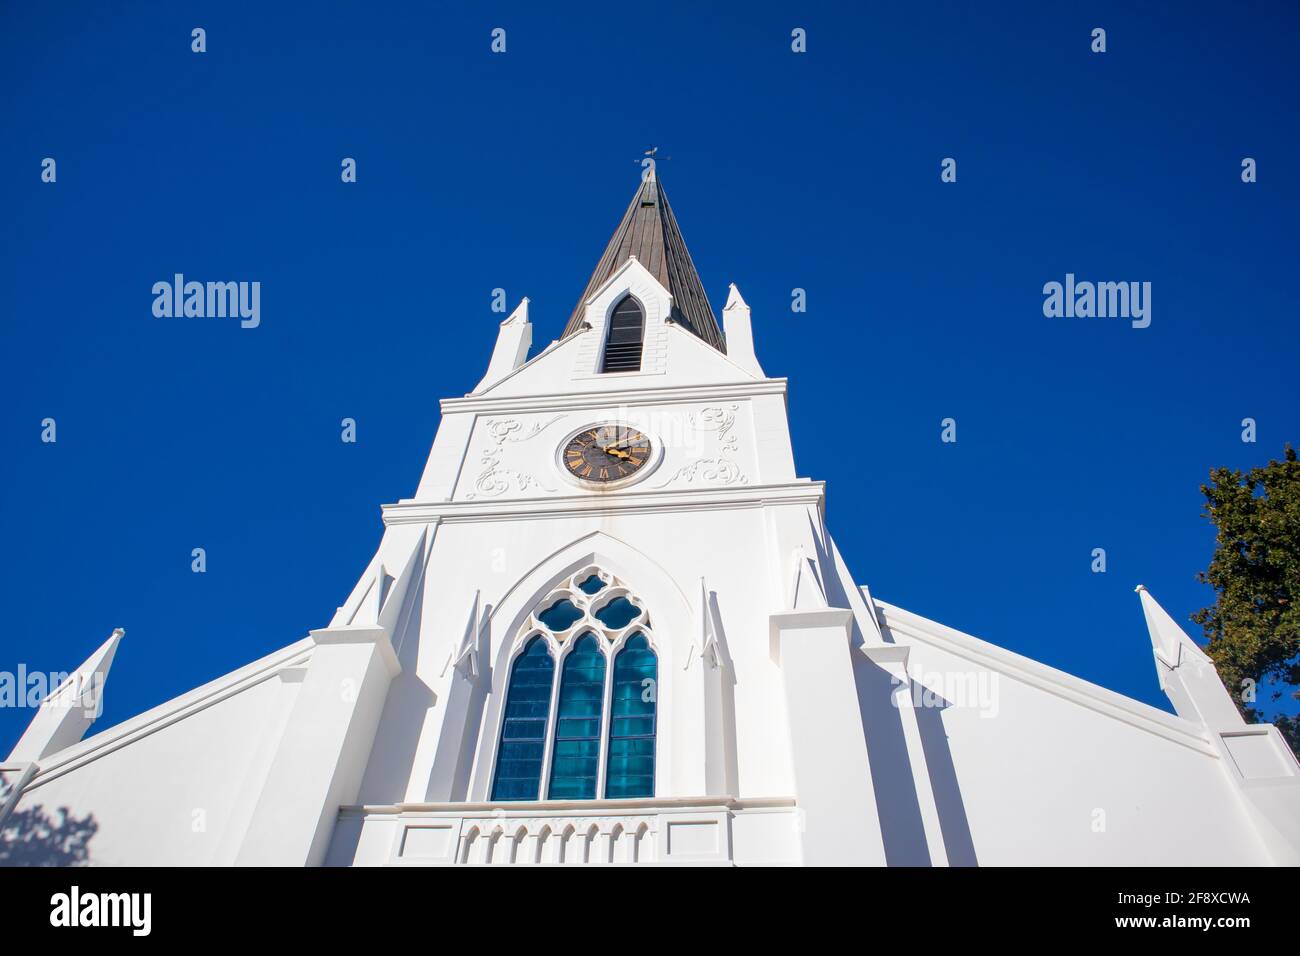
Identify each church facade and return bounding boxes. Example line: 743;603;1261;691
3;172;1298;867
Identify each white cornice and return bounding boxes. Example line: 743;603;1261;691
339;795;797;816
382;480;825;526
873;598;1217;757
311;625;401;678
440;379;788;416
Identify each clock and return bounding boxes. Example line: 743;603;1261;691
561;425;652;484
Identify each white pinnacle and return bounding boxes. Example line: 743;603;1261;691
8;628;124;762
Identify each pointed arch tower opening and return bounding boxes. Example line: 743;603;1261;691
601;295;645;372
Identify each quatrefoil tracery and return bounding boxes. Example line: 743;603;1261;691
522;567;652;651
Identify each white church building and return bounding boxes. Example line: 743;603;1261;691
3;171;1298;867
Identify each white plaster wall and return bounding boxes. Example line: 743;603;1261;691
355;505;802;806
874;615;1274;865
11;671;302;866
729;808;802;865
448;400;759;503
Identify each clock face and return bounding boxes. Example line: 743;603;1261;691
562;425;652;483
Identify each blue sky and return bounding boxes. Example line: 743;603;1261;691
2;1;1297;752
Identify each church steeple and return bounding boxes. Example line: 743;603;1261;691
563;170;727;353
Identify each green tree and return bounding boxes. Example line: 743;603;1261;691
1192;445;1300;756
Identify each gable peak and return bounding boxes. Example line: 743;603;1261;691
563;174;726;353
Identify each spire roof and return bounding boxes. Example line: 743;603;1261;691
563;173;726;352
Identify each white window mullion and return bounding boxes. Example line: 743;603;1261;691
595;645;616;799
536;640;565;801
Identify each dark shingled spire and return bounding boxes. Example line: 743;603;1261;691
562;171;726;353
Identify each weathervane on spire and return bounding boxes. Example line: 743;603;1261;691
637;146;670;182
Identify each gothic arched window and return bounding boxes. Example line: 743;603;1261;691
601;296;644;373
490;568;659;801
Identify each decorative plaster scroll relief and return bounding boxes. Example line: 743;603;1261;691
485;415;563;444
465;416;562;499
654;404;749;487
691;405;740;452
662;457;748;486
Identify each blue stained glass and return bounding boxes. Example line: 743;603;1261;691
491;637;554;801
577;574;605;595
548;634;606;799
594;596;641;630
537;598;583;631
605;633;657;798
